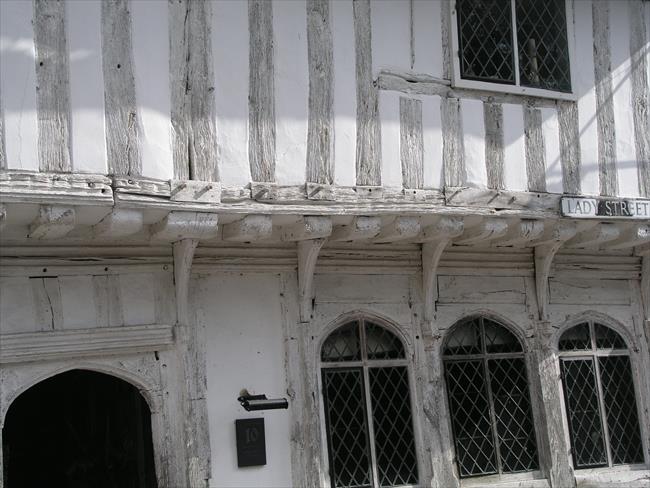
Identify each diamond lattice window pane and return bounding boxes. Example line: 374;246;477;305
445;360;498;477
561;359;607;468
558;323;591;351
322;368;373;488
484;320;523;354
444;319;482;356
487;358;539;473
366;322;405;360
458;0;515;83
516;0;571;92
594;324;628;350
369;367;418;487
598;356;644;465
322;322;361;362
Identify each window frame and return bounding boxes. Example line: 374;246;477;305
317;316;422;488
557;320;648;470
449;0;578;101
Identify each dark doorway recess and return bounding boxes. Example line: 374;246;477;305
2;369;158;488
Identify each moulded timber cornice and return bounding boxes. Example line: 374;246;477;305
0;171;113;205
0;324;174;364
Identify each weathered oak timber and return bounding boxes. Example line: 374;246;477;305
93;209;144;239
306;0;334;185
0;84;5;170
484;102;505;190
374;217;421;243
281;216;332;241
442;97;464;187
354;0;381;186
297;238;326;321
454;219;508;246
565;222;620;248
330;216;381;242
248;0;276;182
400;97;424;189
222;215;272;242
557;101;581;195
593;0;618;196
169;0;218;182
151;212;219;242
602;224;650;250
524;106;546;192
28;205;76;239
492;220;545;248
33;0;72;173
101;0;141;176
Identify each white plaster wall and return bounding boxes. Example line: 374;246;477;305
371;0;411;73
379;91;402;188
199;272;292;488
461;98;487;188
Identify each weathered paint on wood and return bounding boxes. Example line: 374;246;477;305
557;101;581;194
0;84;5;170
306;0;334;185
354;0;381;186
442;97;464;187
630;0;650;198
483;102;504;190
248;0;276;182
101;0;141;176
524;106;546;193
33;0;72;173
593;0;618;196
400;97;424;189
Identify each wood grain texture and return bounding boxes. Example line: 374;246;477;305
630;0;650;197
592;0;618;196
101;0;141;176
248;0;276;182
354;0;381;186
306;0;334;185
442;97;464;187
169;0;218;181
400;97;424;189
0;84;6;170
483;102;504;190
524;106;546;192
557;101;581;194
440;0;451;79
33;0;72;172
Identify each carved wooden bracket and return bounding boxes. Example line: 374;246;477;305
533;221;577;320
454;218;508;245
93;209;144;238
421;217;464;323
173;239;199;325
374;216;420;243
298;238;327;322
639;249;650;322
151;211;219;242
330;216;381;242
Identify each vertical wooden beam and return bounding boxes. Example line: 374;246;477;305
440;0;451;79
297;238;327;322
170;0;218;182
33;0;72;172
400;97;424;189
630;0;650;197
248;0;276;182
557;101;581;194
524;106;546;192
442;97;464;187
484;101;504;190
354;0;381;186
593;0;618;196
101;0;141;176
0;81;6;170
306;0;334;185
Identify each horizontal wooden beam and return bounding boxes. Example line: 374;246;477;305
330;216;381;242
28;205;76;239
281;216;332;241
222;215;273;242
374;217;421;243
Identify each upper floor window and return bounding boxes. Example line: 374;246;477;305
443;317;539;478
559;322;644;469
453;0;572;96
320;319;418;488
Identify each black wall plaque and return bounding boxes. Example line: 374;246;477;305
235;418;266;467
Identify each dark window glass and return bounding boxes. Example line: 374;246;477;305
366;322;406;360
322;321;361;362
443;319;482;356
594;324;628;350
559;323;591;351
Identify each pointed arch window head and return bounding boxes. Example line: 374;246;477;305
320;318;417;488
443;316;539;478
558;321;644;469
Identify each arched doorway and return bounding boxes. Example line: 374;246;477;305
2;369;158;488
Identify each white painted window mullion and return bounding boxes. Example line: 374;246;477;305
510;0;520;86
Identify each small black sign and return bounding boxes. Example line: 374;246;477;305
235;418;266;467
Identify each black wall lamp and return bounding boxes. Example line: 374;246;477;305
238;392;289;411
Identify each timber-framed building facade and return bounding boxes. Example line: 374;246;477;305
0;1;649;487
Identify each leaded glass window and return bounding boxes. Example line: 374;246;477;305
559;321;644;469
443;317;539;478
321;319;418;488
456;0;571;93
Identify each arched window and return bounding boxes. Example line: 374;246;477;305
558;321;644;469
443;316;539;478
320;318;418;488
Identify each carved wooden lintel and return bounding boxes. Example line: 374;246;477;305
151;211;219;242
533;222;578;320
281;216;332;241
330;216;381;242
173;239;199;325
492;219;544;247
93;208;144;238
28;205;76;239
222;215;272;242
298;238;326;322
454;218;508;245
564;222;620;248
374;216;420;243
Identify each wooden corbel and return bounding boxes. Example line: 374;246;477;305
533;221;577;320
222;215;272;242
28;205;76;239
330;216;381;242
453;218;508;245
173;239;199;325
421;217;464;323
374;216;421;243
151;211;219;241
93;208;144;238
564;222;619;248
637;244;650;322
492;219;545;247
